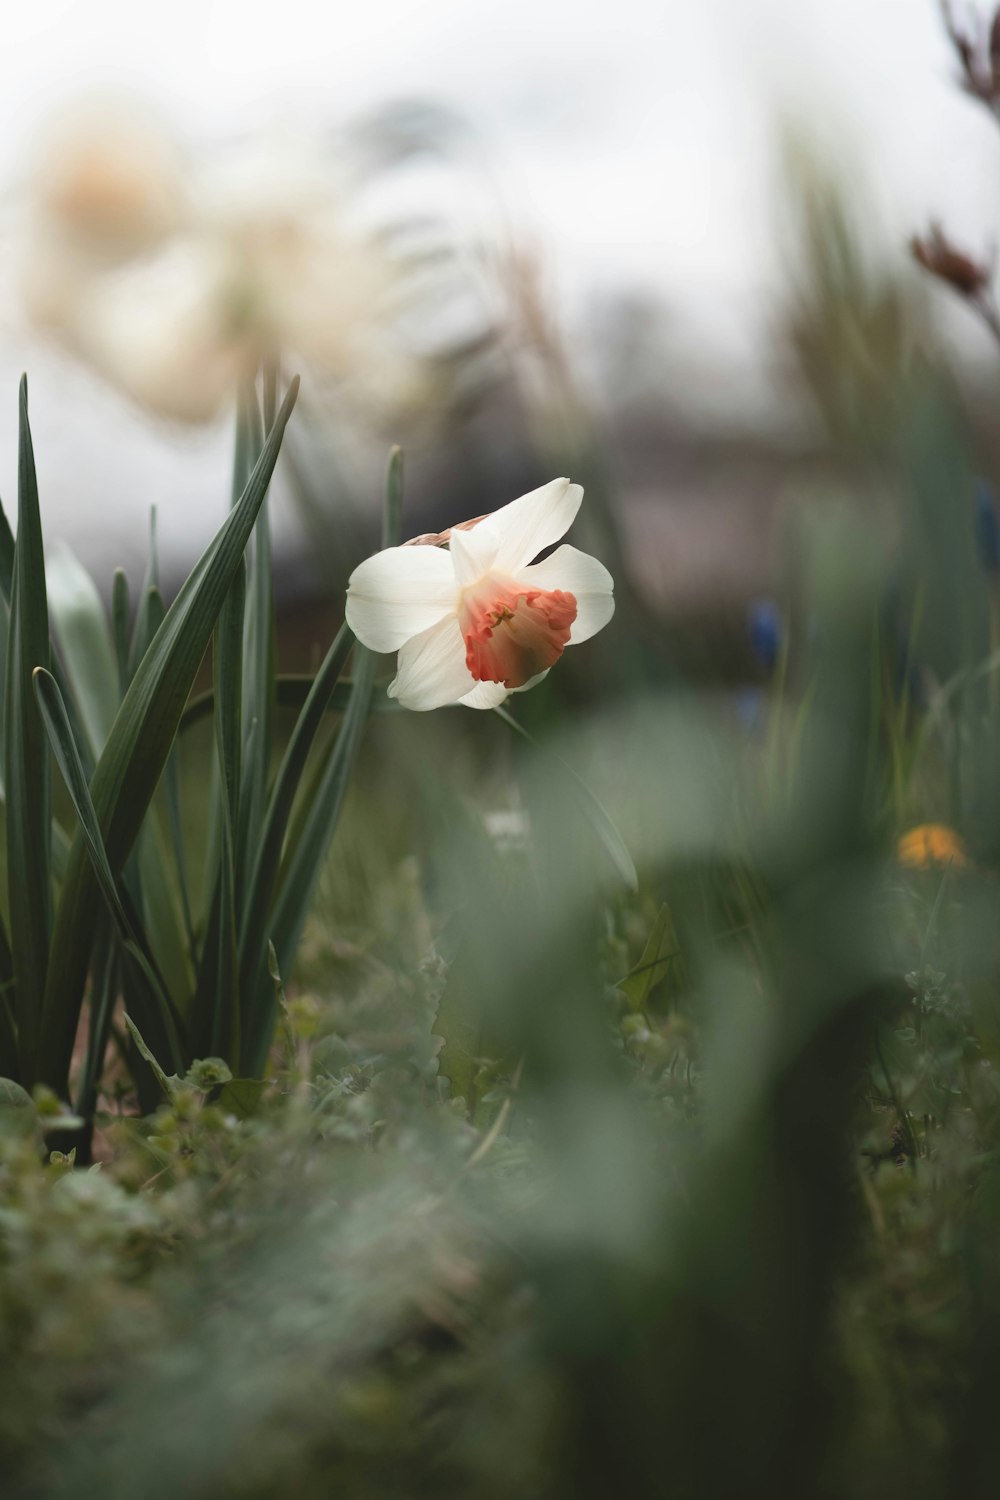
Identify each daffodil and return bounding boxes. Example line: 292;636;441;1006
345;478;614;710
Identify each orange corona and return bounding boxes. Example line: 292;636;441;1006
459;578;577;689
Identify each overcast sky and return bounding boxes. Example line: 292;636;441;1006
0;0;996;575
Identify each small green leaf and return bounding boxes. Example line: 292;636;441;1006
185;1056;233;1091
0;1076;38;1139
218;1076;270;1119
616;905;680;1013
123;1013;181;1099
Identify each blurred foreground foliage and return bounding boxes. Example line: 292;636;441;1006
9;114;1000;1500
5;578;1000;1499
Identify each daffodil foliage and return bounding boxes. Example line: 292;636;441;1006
0;374;622;1136
0;372;390;1121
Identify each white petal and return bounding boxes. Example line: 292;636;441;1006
448;518;501;586
512;669;550;694
491;478;584;574
459;680;510;710
518;544;615;644
346;546;458;653
388;615;475;710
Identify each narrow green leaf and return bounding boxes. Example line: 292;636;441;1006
240;449;402;1074
37;377;300;1091
123;1013;180;1099
0;910;17;1080
189;838;240;1066
237;622;353;1001
215;557;246;835
0;494;15;602
5;376;52;1083
111;568;130;697
238;379;275;899
47;543;119;761
134;583;196;983
33;666;183;1071
74;916;117;1119
616;904;680;1012
128;509;160;679
180;673;400;732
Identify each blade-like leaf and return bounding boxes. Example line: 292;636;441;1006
111;567;130;697
5;377;52;1083
47;543;119;762
180;673;400;732
0;910;17;1079
237;379;275;901
127;509;160;680
33;667;182;1071
0;495;14;602
240;449;402;1074
37;377;299;1090
74;915;117;1119
236;621;353;1004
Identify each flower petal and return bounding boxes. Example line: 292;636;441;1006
388;615;475;710
518;544;614;644
490;478;584;574
346;545;458;653
512;669;550;694
459;680;510;710
449;518;501;586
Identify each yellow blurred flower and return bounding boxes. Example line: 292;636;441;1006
897;824;969;870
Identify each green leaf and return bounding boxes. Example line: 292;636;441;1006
37;377;300;1092
111;567;130;697
0;1076;38;1139
180;673;400;732
127;508;160;680
5;376;52;1084
123;1013;181;1100
239;448;402;1076
0;495;14;604
74;917;117;1119
616;904;680;1013
236;380;275;895
236;623;353;1023
217;1076;269;1118
33;667;183;1072
47;543;119;761
0;913;17;1078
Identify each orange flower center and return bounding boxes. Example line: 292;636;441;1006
459;576;577;688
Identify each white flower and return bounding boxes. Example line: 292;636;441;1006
345;478;614;710
17;104;412;423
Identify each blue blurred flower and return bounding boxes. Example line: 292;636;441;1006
747;598;782;673
975;479;1000;573
735;686;766;732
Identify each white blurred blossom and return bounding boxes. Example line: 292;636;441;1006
17;99;413;422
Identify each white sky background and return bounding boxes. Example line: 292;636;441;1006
0;0;995;578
